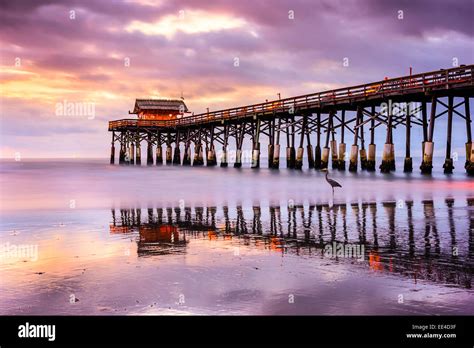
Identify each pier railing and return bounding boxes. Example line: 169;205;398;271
109;65;473;130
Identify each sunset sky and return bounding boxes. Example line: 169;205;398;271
0;0;473;158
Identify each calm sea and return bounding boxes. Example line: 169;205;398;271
0;158;473;315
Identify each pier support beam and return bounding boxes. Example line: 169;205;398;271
234;123;244;168
314;112;322;169
155;144;162;165
295;116;307;170
338;110;346;171
165;145;172;165
272;119;281;169
110;132;115;165
220;125;229;167
267;120;275;168
359;111;367;170
130;142;135;165
193;141;204;166
322;112;333;170
182;141;191;165
349;107;361;172
464;97;474;175
146;134;153;166
136;141;141;166
330;139;338;170
251;119;261;169
420;97;437;174
119;133;125;165
234;149;242;168
173;141;181;165
286;117;296;169
404;103;413;173
443;96;454;174
124;142;130;165
380;103;395;173
366;106;376;171
207;127;217;166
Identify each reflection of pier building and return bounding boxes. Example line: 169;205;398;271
110;198;473;288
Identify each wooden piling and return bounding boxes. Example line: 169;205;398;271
359;110;367;170
295;116;306;169
272;118;281;169
380;102;394;173
338;110;346;171
464;97;474;174
404;102;413;172
366;106;376;171
306;118;314;169
207;126;217;166
130;142;135;165
234;122;244;168
267;119;275;168
420;97;437;174
220;125;229;167
110;131;115;165
443;96;454;174
119;132;125;165
147;134;154;166
286;117;296;169
173;135;181;165
251;119;261;169
322;112;332;169
136;141;141;166
349;107;361;172
314;111;322;169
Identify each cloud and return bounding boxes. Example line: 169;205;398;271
0;0;472;157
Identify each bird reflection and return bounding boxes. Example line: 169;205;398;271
110;198;473;288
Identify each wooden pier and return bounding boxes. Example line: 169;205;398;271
108;65;474;174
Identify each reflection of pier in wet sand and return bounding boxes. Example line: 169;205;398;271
110;198;473;289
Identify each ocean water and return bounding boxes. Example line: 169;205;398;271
0;158;473;315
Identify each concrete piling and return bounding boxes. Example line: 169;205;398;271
251;142;260;169
124;144;130;165
136;142;141;166
338;143;346;171
321;147;330;169
295;147;304;169
443;96;455;174
130;143;135;165
220;146;228;167
165;145;172;165
273;144;280;169
349;144;358;172
314;112;322;169
173;144;181;165
464;97;473;174
110;132;115;165
330;139;338;170
404;103;413;173
147;134;154;166
366;106;376;171
207;145;217;166
234;149;242;168
155;144;162;165
420;97;437;174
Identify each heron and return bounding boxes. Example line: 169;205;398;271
322;168;342;205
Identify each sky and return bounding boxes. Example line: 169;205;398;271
0;0;473;158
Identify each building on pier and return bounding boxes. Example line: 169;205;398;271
130;98;189;121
